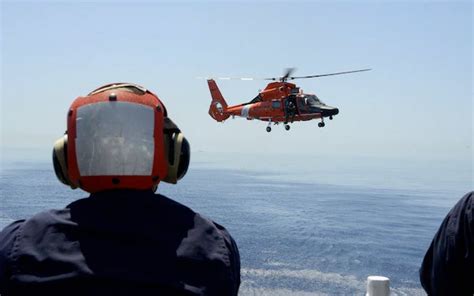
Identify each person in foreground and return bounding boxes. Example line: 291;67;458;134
0;83;241;296
419;191;473;296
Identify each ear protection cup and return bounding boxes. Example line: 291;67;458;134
177;136;190;180
52;135;77;189
162;132;190;184
162;117;190;184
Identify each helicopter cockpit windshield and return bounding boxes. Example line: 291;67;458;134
302;94;324;106
297;94;326;114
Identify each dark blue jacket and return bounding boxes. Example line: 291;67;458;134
0;190;240;296
420;191;474;296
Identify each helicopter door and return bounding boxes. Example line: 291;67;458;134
285;96;298;113
284;96;298;122
297;96;310;114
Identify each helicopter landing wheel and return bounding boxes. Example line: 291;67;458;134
318;122;325;128
266;126;272;132
285;124;290;131
329;116;333;120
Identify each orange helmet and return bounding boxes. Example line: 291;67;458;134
52;83;190;193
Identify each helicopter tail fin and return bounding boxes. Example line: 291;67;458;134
207;79;230;122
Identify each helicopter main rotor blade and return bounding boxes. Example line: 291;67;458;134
197;68;371;82
196;76;258;81
289;68;371;80
216;77;257;81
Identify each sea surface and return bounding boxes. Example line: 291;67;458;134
0;153;472;295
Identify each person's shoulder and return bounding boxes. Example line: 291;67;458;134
156;194;220;229
454;191;474;230
1;207;75;237
0;220;25;257
0;220;25;286
158;197;241;295
156;194;236;240
457;191;473;205
159;196;224;232
155;194;235;240
183;209;240;257
24;207;74;228
211;220;236;243
0;220;24;239
154;193;198;216
0;207;78;280
4;208;78;253
8;202;89;248
461;191;473;205
447;191;473;221
185;213;241;293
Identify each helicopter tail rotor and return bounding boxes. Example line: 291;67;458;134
207;79;230;122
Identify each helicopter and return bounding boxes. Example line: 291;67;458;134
205;68;371;132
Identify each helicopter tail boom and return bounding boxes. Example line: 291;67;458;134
207;79;230;122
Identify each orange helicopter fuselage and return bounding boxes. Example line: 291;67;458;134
207;80;339;125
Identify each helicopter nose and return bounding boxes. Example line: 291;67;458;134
323;107;339;117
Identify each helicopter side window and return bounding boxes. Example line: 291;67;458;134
272;100;281;109
249;94;262;104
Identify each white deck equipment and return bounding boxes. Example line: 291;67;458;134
366;276;390;296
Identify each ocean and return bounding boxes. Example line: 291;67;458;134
0;153;472;295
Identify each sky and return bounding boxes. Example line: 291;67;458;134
1;1;472;168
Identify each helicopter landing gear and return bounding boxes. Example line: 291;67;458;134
318;116;326;128
266;119;272;132
285;124;290;131
318;119;325;128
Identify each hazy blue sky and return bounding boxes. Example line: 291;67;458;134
1;1;472;165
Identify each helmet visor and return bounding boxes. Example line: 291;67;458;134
75;101;155;176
